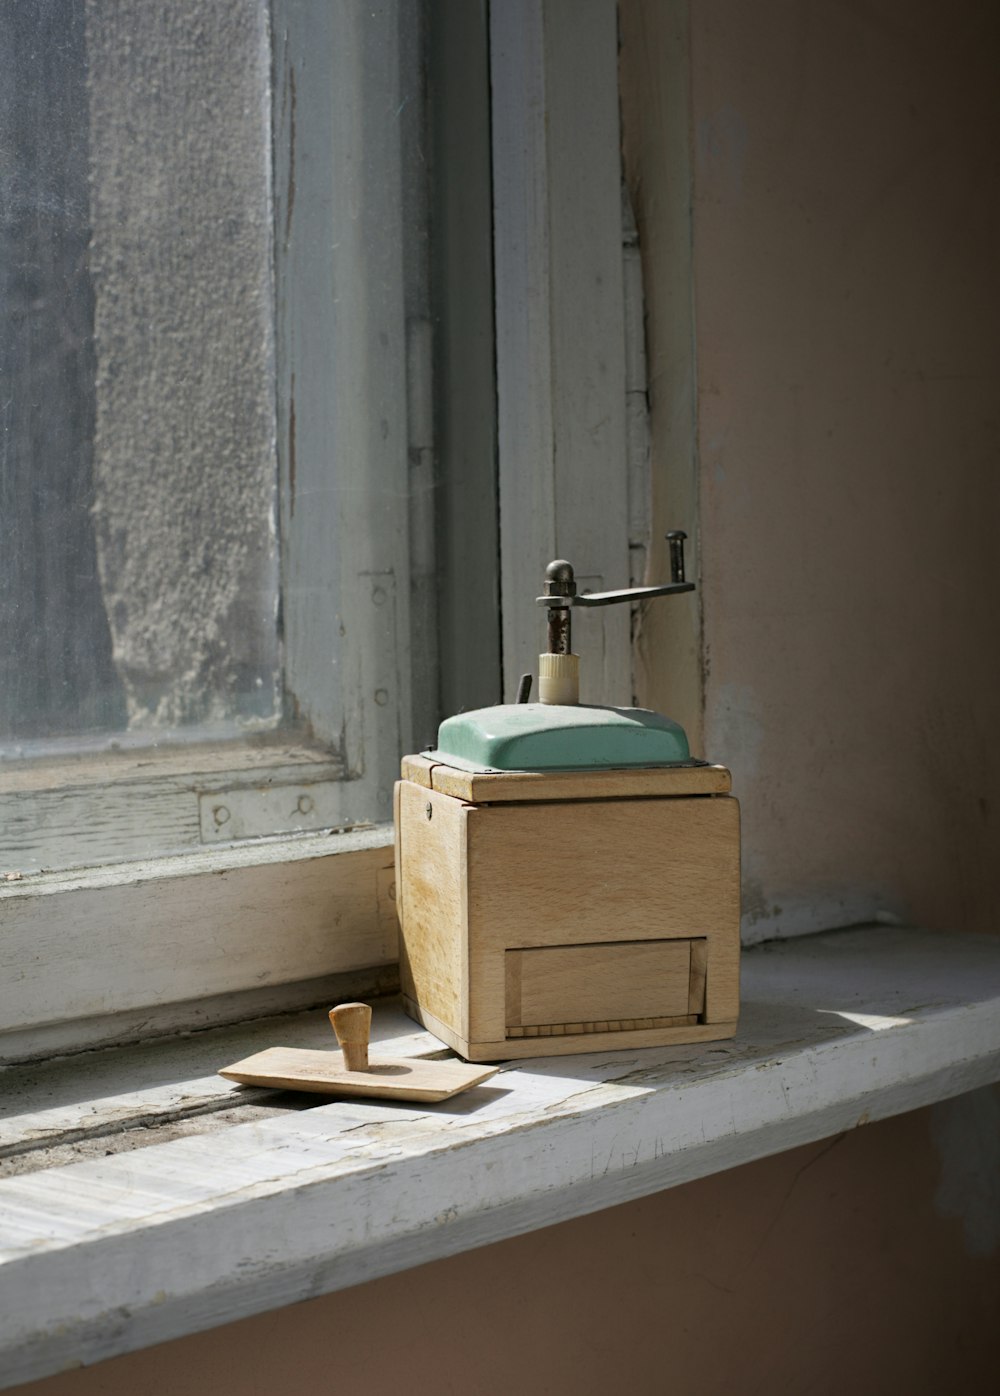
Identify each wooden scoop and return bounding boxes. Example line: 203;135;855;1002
219;1002;497;1102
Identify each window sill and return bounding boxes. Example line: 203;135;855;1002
2;923;1000;1388
0;825;397;1064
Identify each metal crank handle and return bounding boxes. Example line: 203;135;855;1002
535;531;694;609
573;579;694;607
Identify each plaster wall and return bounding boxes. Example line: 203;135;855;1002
622;0;1000;941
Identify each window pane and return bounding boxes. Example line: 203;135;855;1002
0;1;501;878
0;0;280;750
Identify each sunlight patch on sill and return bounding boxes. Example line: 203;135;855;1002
817;1009;914;1032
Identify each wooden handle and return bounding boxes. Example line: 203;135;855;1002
329;1002;372;1071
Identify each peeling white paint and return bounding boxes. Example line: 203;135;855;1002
740;888;907;945
2;927;1000;1387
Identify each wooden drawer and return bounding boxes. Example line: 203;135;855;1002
505;937;706;1033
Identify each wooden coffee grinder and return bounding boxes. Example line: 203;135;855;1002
395;534;740;1061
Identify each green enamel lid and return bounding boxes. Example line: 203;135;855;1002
430;703;690;772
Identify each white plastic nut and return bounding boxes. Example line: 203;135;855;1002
538;652;580;705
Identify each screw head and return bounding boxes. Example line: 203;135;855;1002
425;802;433;820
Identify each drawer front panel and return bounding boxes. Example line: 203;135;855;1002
506;938;700;1029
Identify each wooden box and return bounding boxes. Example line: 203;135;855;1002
395;755;740;1061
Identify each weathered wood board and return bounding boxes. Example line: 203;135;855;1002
4;928;1000;1390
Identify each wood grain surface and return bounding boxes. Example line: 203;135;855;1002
219;1047;496;1103
465;794;740;1046
401;753;732;803
396;768;740;1061
396;780;470;1042
507;939;692;1027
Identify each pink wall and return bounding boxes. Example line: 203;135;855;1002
625;0;1000;941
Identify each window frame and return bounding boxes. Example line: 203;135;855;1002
3;0;445;881
0;0;637;1065
491;0;639;707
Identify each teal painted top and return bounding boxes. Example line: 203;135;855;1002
430;703;690;772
